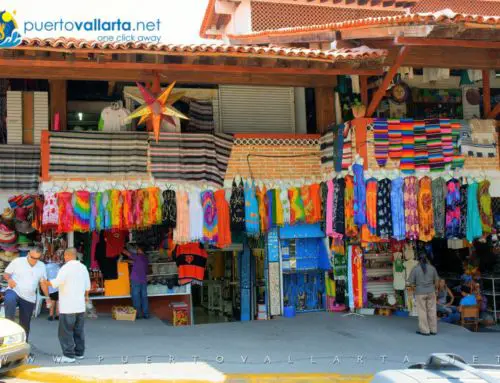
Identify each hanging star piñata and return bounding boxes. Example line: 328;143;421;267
124;81;188;142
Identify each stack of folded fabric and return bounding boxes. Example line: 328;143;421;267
414;120;428;171
461;120;497;158
186;100;215;134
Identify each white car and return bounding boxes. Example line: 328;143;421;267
372;354;500;383
0;318;30;374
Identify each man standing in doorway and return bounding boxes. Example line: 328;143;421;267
3;247;49;340
122;244;149;319
43;248;91;363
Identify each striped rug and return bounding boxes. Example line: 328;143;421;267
150;132;234;187
414;120;429;171
49;131;149;176
0;144;40;191
400;119;415;174
373;118;389;167
388;119;402;159
425;119;444;172
319;124;341;171
451;120;465;169
440;119;454;164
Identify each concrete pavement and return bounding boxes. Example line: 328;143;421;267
5;312;499;382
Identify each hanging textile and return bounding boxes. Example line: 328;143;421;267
440;119;453;165
478;180;493;235
32;195;44;233
326;179;334;237
417;177;435;242
42;192;59;230
229;180;245;233
189;189;203;241
374;118;389;167
288;187;306;225
353;118;370;170
150;133;234;187
110;190;124;230
432;178;446;238
451;120;465;169
342;124;353;171
122;190;135;230
348;245;364;309
460;120;497;158
426;119;444;172
344;175;358;237
57;192;74;233
353;164;366;228
266;189;276;228
244;183;260;236
320;182;328;230
101;190;112;230
0;80;7;144
49;131;148;176
466;182;482;242
376;178;393;239
404;176;419;240
334;178;345;237
162;190;177;229
73;190;91;232
319;125;341;171
132;190;144;231
0;145;40;191
391;177;406;241
174;242;208;285
414;120;429;172
186;100;215;134
388;119;402;159
173;191;190;244
256;186;269;233
459;184;468;239
279;187;291;225
202;191;218;244
365;178;378;236
274;189;284;227
304;183;321;224
445;179;461;239
215;189;231;249
400;119;415;174
336;124;345;172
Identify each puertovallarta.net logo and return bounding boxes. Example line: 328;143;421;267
0;10;22;48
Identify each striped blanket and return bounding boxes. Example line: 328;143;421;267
150;133;234;187
49;131;149;176
186;100;215;134
319;124;341;171
0;145;40;191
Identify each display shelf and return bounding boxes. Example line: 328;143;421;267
483;290;500;297
90;292;190;300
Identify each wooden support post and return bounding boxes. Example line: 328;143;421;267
49;80;67;131
483;69;491;118
366;46;410;117
487;103;500;119
360;75;369;107
40;130;50;181
315;85;337;134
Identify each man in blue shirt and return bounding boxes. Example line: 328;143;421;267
459;285;477;316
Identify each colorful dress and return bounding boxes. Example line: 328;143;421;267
466;182;483;242
189;190;203;241
244;183;260;235
162;190;177;229
300;185;314;223
288;187;306;225
215;189;231;249
334;178;345;236
173;191;190;243
376;178;392;239
326;180;334;237
365;178;378;235
459;184;468;239
57;192;74;233
256;186;269;233
309;183;322;224
391;177;405;241
432;177;446;238
202;191;218;244
353;164;367;227
417;177;435;242
280;188;291;225
445;179;461;239
229;180;245;233
42;192;59;229
344;175;358;237
404;176;419;240
73;190;91;232
478;180;493;234
110;189;124;230
274;189;284;227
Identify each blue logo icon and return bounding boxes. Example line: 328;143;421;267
0;11;22;48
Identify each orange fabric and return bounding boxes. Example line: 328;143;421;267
344;175;358;237
256;186;269;233
215;189;232;249
104;262;130;297
353;118;372;170
301;184;320;224
418;176;435;242
309;183;322;224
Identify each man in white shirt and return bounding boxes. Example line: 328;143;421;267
43;248;91;363
3;248;49;340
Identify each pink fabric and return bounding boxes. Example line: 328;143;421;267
90;231;99;269
42;192;59;226
326;180;334;236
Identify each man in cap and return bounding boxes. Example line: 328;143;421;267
3;247;49;340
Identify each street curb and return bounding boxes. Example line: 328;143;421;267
8;366;373;382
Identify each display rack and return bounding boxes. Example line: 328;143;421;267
364;252;395;299
482;276;500;322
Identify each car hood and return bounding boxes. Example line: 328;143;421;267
0;318;25;337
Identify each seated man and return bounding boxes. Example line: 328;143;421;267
459;285;477;314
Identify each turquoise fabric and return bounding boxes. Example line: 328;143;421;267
466;182;482;242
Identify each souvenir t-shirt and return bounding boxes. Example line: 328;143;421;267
104;230;127;258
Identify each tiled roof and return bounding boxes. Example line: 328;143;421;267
200;0;220;39
411;0;500;17
228;11;500;42
18;38;387;62
251;2;403;31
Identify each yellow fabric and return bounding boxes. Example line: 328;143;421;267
104;262;131;297
275;189;284;227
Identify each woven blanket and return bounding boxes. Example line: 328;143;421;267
388;119;402;159
451;120;464;169
425;119;444;172
414;120;428;171
373;118;389;167
186;100;215;134
150;132;234;187
400;119;415;174
0;145;40;191
440;119;453;164
320;124;341;171
49;131;148;176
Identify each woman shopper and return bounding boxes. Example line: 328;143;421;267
408;253;440;336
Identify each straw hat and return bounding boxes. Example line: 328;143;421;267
15;221;35;235
0;251;18;263
2;208;14;221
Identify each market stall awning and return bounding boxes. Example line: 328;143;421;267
0;38;387;87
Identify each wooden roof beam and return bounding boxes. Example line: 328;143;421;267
394;36;500;49
341;25;434;40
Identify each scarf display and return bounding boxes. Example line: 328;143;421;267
404;176;419;240
459;184;468;239
325;180;334;236
391;177;406;241
288;187;306;225
334;178;346;237
256;187;269;233
244;183;260;236
57;192;74;233
162;190;177;229
417;177;434;242
274;189;284;227
229;180;245;233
